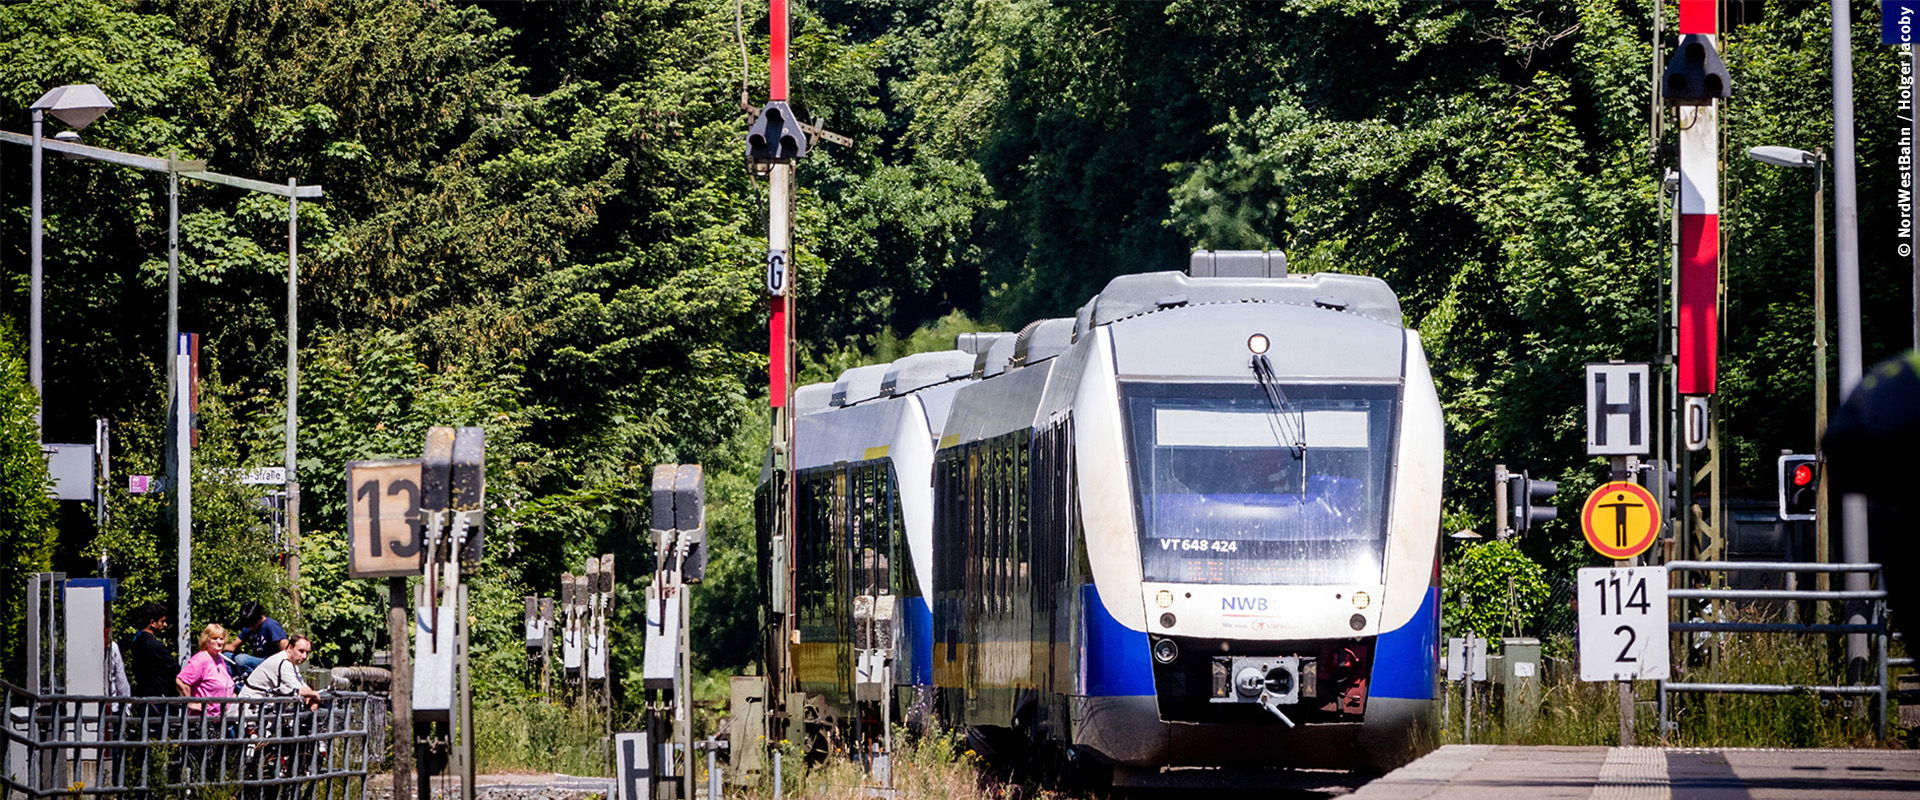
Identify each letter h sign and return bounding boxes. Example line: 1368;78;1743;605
1586;363;1651;456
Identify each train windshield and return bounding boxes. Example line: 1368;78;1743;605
1122;382;1397;585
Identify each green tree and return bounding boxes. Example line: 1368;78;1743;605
0;324;57;678
1443;540;1550;641
93;350;285;650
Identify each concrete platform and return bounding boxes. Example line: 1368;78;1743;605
1350;745;1920;799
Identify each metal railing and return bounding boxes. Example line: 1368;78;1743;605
1;680;379;799
1656;560;1890;740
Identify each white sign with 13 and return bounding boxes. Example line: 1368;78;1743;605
1577;566;1669;682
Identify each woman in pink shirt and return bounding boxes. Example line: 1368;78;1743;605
175;624;235;716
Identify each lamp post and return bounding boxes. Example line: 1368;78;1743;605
9;88;319;650
1747;145;1832;606
28;84;115;432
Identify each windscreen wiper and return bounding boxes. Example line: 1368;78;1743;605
1252;353;1305;459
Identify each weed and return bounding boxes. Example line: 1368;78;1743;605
1440;607;1899;747
474;694;628;776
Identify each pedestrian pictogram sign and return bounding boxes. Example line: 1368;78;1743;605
1580;481;1662;559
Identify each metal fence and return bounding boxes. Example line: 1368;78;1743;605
1533;577;1578;640
1656;560;1890;740
1;680;380;799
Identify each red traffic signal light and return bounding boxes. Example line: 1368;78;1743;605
1777;453;1819;521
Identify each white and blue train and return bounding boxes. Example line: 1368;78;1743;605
761;252;1444;782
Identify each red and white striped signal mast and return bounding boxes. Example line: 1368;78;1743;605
745;0;846;755
749;0;805;737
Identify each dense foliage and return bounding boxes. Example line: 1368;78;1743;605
0;325;56;680
0;0;1913;705
1442;540;1551;641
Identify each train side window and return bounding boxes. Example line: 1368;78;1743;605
798;473;817;627
872;463;890;595
991;441;1002;616
800;473;814;627
984;441;997;617
884;463;899;597
997;439;1010;616
858;464;873;595
966;447;981;615
1017;435;1030;599
1007;437;1018;613
934;458;947;596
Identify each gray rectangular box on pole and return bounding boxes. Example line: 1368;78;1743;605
674;464;706;583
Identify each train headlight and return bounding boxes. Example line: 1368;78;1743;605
1152;637;1179;664
1352;591;1370;609
1248;333;1270;355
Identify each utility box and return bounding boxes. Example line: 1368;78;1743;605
727;677;767;785
1445;637;1488;681
1501;637;1543;736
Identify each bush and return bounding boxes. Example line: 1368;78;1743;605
0;323;55;680
1442;539;1549;641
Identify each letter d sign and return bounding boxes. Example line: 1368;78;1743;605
1684;396;1710;452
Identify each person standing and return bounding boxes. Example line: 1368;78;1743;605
239;635;322;711
126;603;179;699
176;624;235;716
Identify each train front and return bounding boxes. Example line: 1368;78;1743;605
1070;272;1443;775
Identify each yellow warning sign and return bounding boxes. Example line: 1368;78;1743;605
1580;482;1661;560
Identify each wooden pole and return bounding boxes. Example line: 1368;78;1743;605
390;576;414;799
1612;454;1636;746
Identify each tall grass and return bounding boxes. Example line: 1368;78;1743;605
1441;609;1897;747
474;694;629;776
727;728;993;800
1441;653;1634;746
1661;605;1885;748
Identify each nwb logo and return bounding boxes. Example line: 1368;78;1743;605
1222;597;1269;611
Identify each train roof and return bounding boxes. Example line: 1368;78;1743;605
1072;268;1404;340
794;382;834;416
955;331;1009;355
972;333;1018;379
830;364;892;407
881;351;977;398
1010;318;1074;368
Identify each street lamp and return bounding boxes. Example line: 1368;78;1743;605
7;94;320;654
1746;145;1826;439
29;84;115;432
1746;144;1831;603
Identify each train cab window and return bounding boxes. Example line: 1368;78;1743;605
1121;382;1397;586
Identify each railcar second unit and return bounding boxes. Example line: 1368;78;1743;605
930;253;1445;783
758;347;987;755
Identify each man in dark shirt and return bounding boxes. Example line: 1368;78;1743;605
226;601;288;680
126;602;178;698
